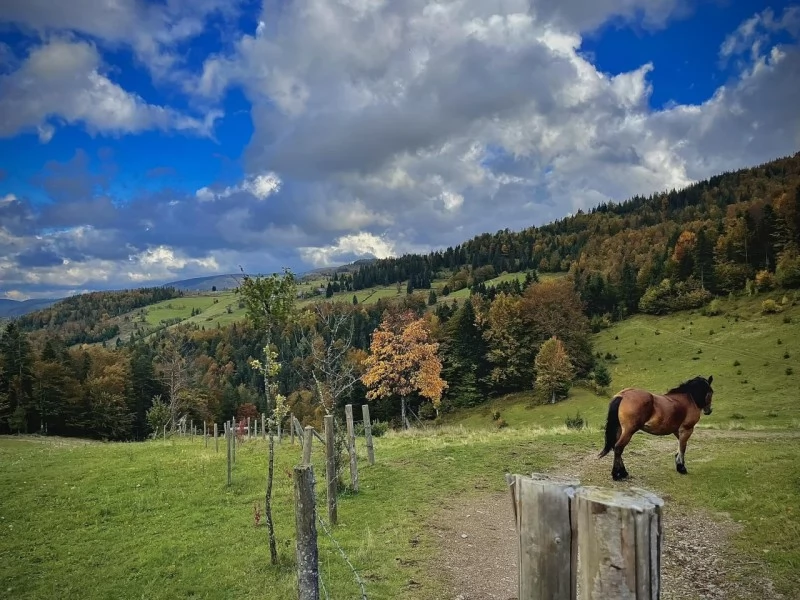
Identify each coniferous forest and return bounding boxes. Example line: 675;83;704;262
1;152;799;440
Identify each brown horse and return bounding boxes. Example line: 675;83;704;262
598;375;714;480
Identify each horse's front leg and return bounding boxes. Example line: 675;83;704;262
675;425;694;475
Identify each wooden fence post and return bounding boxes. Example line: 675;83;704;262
204;422;208;448
226;423;232;486
262;413;266;440
247;417;251;440
294;464;320;600
214;423;218;453
232;418;236;464
345;404;359;492
302;426;313;465
324;415;337;525
574;487;663;600
362;404;375;465
163;424;166;440
506;473;579;600
290;413;296;445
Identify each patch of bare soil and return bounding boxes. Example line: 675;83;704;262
431;436;785;600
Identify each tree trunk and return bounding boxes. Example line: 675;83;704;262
265;430;278;565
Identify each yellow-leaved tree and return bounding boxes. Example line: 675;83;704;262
361;310;447;428
534;335;575;404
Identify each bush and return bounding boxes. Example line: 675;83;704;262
370;420;389;437
491;410;501;421
564;412;586;430
496;417;508;429
786;367;794;376
703;299;723;316
754;269;776;291
733;360;741;366
784;315;792;324
762;299;780;314
593;363;612;387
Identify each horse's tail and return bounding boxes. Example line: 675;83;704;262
598;395;623;458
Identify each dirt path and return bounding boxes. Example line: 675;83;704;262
431;432;788;600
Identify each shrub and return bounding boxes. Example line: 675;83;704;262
784;315;792;324
733;360;741;366
565;413;586;430
786;367;794;376
496;417;508;429
761;299;780;314
593;363;612;387
767;410;779;418
639;278;712;315
703;299;723;316
754;269;776;291
736;369;742;375
491;410;501;421
784;352;791;359
370;420;389;437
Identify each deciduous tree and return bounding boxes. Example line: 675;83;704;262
362;310;446;428
534;336;575;403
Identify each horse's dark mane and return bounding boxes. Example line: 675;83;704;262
666;376;712;408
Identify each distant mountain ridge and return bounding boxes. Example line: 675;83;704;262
0;258;380;319
0;298;60;319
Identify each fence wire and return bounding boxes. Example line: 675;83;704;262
317;514;368;600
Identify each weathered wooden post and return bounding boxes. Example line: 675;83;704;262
324;415;337;525
506;472;580;600
214;423;219;453
226;423;232;486
302;426;313;465
290;412;296;445
232;418;236;464
345;404;359;492
362;404;375;465
163;424;166;441
190;419;194;440
574;487;664;600
262;413;266;440
204;422;208;448
247;417;251;440
294;464;320;600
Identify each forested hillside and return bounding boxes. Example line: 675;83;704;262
2;152;799;441
350;152;800;318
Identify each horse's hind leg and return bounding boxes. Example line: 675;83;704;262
612;428;635;480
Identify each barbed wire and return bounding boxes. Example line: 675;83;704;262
317;514;368;600
319;568;330;600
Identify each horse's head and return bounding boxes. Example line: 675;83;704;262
702;375;714;415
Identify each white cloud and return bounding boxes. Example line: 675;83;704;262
0;0;243;84
0;39;221;142
196;172;282;202
299;233;397;267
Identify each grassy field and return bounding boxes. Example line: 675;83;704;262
0;429;559;600
2;425;798;598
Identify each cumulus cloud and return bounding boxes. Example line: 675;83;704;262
0;39;221;142
0;0;244;84
196;172;282;202
299;232;397;268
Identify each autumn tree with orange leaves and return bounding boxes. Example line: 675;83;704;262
361;310;447;429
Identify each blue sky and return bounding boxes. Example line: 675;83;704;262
1;0;799;299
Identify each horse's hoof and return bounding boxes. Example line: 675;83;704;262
677;464;688;475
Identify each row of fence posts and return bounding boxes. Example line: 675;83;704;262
505;472;664;600
293;403;377;600
158;404;379;599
